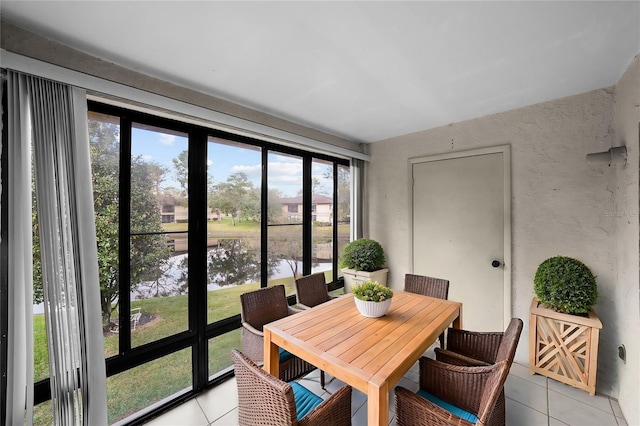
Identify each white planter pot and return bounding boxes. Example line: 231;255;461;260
342;268;389;293
354;297;393;318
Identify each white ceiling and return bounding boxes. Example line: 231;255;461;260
2;1;639;143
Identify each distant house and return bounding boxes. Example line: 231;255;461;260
279;194;333;222
157;194;215;223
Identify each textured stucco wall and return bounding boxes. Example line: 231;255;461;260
367;87;622;397
612;54;640;426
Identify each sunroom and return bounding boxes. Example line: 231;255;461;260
1;2;639;426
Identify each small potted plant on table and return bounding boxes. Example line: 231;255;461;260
352;280;394;318
529;255;601;395
339;238;388;293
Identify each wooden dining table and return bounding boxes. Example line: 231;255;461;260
263;291;463;426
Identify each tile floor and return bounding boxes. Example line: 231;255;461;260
145;358;628;426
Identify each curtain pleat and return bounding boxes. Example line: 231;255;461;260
6;71;107;425
6;70;35;426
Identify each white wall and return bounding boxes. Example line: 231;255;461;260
367;72;635;407
612;55;640;425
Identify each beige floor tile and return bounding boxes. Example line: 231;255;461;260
549;417;571;425
506;398;549;426
547;378;614;413
144;399;208;426
209;407;238;426
195;377;238;423
548;389;618;426
505;374;549;414
510;362;549;387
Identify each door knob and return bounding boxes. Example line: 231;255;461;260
491;260;502;268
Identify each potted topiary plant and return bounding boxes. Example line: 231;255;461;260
352;280;394;318
529;255;602;395
339;238;389;293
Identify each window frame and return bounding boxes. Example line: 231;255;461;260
26;99;350;423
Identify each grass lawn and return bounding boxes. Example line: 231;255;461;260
31;217;345;423
33;277;298;425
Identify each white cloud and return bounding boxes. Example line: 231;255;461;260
159;134;176;146
232;164;262;176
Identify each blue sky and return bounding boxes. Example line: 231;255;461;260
131;127;332;197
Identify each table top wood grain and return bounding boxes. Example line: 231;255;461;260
263;291;462;426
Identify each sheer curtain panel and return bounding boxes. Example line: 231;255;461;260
5;69;35;426
5;71;107;425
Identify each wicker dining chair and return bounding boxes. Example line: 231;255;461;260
240;285;317;383
294;272;337;388
295;272;337;309
232;349;352;426
404;273;450;347
395;358;510;426
431;318;524;426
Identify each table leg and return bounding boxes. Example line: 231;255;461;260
263;328;280;376
368;381;389;426
452;306;463;329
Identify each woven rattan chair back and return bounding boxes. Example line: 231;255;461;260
295;273;332;308
232;349;353;426
240;285;289;331
404;274;450;300
494;318;523;365
232;349;299;425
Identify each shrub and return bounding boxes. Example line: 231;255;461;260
339;238;385;272
534;256;598;314
352;280;393;302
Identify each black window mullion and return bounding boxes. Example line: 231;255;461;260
189;129;208;390
119;116;133;353
302;157;312;276
260;149;269;287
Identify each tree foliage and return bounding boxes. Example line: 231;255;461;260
172;150;189;196
208;172;259;225
89;119;171;329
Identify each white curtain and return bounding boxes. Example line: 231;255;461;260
5;71;107;425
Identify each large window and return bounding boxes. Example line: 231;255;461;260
27;101;351;424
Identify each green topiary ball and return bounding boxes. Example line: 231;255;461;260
533;256;598;314
339;238;386;272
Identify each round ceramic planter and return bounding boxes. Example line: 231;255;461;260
354;297;392;318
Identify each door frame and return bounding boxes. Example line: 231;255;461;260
408;145;512;328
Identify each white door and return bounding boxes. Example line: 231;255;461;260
411;146;511;332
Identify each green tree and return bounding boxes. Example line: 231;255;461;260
172;149;189;196
209;172;257;226
89;119;171;329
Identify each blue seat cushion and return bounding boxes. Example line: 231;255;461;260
416;389;479;423
290;381;323;420
279;348;293;362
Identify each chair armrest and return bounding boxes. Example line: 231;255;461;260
299;385;352;426
242;321;264;337
446;328;503;363
395;386;475;426
418;356;504;416
434;348;491;367
241;322;265;363
288;305;303;314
